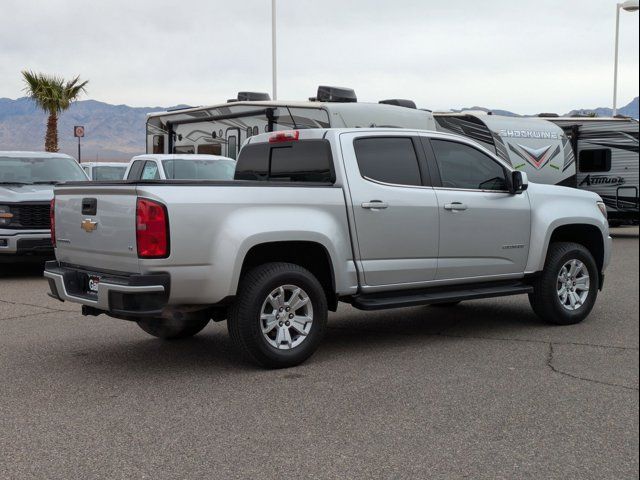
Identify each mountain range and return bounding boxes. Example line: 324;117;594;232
0;96;637;161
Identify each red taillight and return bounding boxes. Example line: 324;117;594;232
268;130;299;143
50;198;56;247
136;198;169;258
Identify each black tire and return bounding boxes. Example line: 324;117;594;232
228;262;327;368
529;242;599;325
430;301;462;308
137;313;210;339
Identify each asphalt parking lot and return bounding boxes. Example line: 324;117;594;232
1;229;638;479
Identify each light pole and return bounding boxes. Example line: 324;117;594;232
613;0;639;116
272;0;277;100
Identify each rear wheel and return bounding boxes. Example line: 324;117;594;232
228;262;327;368
136;314;210;339
529;242;598;325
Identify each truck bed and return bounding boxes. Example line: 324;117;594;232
52;181;354;305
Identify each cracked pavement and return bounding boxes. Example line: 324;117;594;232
0;228;638;479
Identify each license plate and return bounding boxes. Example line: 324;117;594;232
87;275;100;294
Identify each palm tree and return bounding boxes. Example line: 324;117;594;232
21;71;89;152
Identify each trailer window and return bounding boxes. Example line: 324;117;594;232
197;144;222;155
288;108;331;128
227;135;238;159
174;146;195;154
153;135;165;154
235;140;334;183
579;149;611;172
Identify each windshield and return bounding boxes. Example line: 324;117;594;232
93;165;127;181
162;158;236;180
0;156;87;184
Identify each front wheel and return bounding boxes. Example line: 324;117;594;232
529;242;598;325
228;262;328;368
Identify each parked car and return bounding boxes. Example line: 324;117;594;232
123;154;236;181
45;129;611;367
1;151;88;261
81;162;127;181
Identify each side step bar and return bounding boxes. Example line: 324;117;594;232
349;281;533;311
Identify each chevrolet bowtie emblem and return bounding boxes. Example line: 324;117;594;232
81;219;98;233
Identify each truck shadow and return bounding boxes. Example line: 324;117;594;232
60;301;543;375
0;261;46;279
321;302;542;355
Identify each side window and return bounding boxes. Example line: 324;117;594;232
579;149;611;172
127;160;145;180
353;137;422;186
141;161;160;180
431;140;507;191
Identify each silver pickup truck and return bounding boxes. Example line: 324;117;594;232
45;128;612;368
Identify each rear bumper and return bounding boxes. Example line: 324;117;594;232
44;261;170;317
0;230;53;258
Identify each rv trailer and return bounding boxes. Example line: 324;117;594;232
146;87;437;159
145;87;638;225
433;112;576;187
542;116;639;225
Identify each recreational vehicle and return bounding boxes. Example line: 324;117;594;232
145;87;436;159
542;116;639;225
146;87;576;188
433;112;638;224
145;86;638;224
433;112;576;187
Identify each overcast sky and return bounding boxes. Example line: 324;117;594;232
1;0;638;113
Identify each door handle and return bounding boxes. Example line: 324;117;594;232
444;202;468;212
361;201;388;210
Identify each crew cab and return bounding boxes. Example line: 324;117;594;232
44;129;612;367
1;151;88;261
124;154;236;181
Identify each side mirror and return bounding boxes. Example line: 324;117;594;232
510;171;528;194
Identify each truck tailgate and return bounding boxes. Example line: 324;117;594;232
54;185;140;273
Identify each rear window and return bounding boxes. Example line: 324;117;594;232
235;140;335;183
162;158;236;180
93;165;127;180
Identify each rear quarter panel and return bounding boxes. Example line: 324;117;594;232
136;184;357;304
